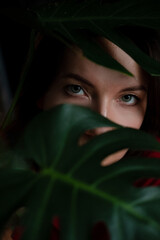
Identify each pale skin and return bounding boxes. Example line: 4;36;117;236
40;38;148;166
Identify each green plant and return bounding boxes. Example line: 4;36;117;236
1;1;160;239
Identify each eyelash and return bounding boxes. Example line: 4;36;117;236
65;84;86;96
64;85;140;106
119;94;140;105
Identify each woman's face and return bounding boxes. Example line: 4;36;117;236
41;39;148;166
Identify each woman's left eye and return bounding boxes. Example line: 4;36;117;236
65;84;85;96
120;94;139;105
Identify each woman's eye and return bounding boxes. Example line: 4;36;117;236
120;94;139;105
65;85;85;96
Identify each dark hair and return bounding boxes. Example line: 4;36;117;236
4;35;67;144
17;35;67;124
5;27;160;144
121;26;160;137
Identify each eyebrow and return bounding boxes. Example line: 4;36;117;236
63;73;147;92
62;73;94;87
119;86;147;93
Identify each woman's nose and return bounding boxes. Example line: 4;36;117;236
96;101;108;119
85;100;115;137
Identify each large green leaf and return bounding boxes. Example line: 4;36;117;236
1;0;160;75
1;104;160;240
0;169;36;227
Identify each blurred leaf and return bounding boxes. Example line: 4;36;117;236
1;0;160;75
0;104;159;240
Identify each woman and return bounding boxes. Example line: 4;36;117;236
4;27;160;239
37;37;148;165
9;27;160;162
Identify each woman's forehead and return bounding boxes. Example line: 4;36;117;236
59;38;147;88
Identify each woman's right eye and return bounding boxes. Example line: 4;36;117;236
65;84;85;96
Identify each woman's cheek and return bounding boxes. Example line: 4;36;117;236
113;106;146;129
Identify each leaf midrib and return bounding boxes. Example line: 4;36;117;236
42;168;160;230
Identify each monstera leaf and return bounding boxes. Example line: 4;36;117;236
1;104;160;240
1;0;160;75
